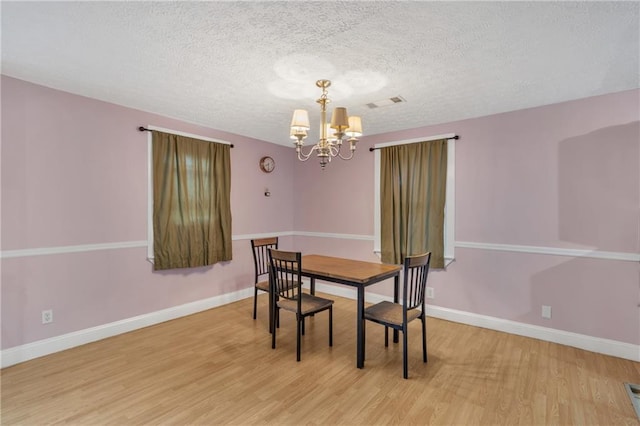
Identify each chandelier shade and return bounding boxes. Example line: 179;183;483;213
346;116;362;137
290;109;310;132
330;107;350;131
290;79;362;169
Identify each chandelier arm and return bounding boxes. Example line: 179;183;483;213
337;151;355;161
297;153;314;162
296;144;318;161
328;143;340;157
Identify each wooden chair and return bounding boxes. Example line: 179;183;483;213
251;237;278;321
364;252;431;379
268;249;334;362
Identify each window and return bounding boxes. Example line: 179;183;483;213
374;133;456;266
145;126;233;270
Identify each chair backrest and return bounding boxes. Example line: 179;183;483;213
251;237;278;284
268;249;302;304
403;252;431;312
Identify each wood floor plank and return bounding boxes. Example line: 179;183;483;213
2;293;639;425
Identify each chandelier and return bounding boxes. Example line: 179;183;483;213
289;79;362;169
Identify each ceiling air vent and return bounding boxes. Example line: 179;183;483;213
366;96;406;109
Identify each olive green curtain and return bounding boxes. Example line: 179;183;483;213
380;139;447;268
152;130;232;270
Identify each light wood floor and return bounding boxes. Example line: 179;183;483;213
2;293;639;425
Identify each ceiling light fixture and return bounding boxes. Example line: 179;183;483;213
289;79;362;169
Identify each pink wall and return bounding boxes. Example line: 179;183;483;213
1;76;295;348
2;75;638;351
294;89;640;345
293;151;374;235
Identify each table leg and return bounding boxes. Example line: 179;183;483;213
357;286;365;368
393;273;399;343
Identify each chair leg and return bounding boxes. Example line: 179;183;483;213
268;292;274;334
272;308;278;349
253;287;258;320
329;306;333;347
403;327;408;379
296;315;302;362
384;326;389;347
422;315;427;363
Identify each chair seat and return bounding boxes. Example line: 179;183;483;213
257;278;297;292
256;279;270;292
364;301;421;327
278;293;334;315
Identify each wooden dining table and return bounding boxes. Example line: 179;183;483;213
300;254;402;369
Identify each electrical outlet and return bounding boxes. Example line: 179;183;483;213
541;305;552;319
42;309;53;324
426;287;435;299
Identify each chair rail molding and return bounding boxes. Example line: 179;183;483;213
2;235;637;262
0;233;296;259
0;241;148;259
454;240;640;262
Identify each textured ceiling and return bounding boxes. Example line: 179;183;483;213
2;1;638;146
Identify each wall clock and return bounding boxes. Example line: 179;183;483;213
259;156;275;173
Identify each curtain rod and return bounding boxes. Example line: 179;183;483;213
368;134;459;152
138;127;234;148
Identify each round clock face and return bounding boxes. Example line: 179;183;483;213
259;156;275;173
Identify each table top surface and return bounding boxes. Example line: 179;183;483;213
301;254;401;284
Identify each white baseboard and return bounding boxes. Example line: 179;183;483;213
313;282;640;363
3;283;638;368
426;305;640;362
1;288;254;368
